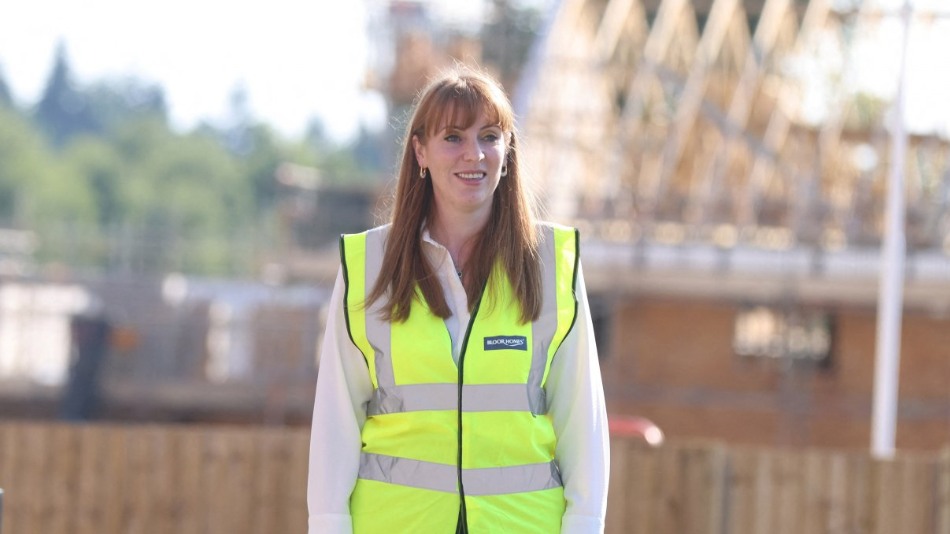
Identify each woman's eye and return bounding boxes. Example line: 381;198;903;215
444;134;461;142
483;133;499;142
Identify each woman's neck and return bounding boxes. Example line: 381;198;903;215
428;208;489;269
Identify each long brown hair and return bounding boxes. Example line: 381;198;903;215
366;67;542;324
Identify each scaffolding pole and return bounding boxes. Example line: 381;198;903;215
871;0;912;460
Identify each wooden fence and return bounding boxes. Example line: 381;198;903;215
607;439;950;534
0;421;947;534
0;422;309;534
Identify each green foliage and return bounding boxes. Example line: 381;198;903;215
84;117;258;274
303;120;386;187
84;78;168;134
241;124;285;210
0;44;387;277
61;136;125;225
0;105;52;224
34;42;99;148
0;68;12;108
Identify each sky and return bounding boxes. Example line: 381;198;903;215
0;0;947;142
758;0;950;138
845;0;950;137
0;0;385;142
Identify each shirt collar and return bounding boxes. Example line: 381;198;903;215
420;220;445;250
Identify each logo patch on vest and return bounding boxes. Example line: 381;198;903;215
484;336;528;351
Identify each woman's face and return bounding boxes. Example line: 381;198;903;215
412;109;508;221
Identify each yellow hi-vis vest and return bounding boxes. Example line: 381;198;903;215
340;223;579;534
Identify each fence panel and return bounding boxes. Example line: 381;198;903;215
0;422;309;534
774;452;806;534
845;452;873;534
605;438;632;533
0;422;944;534
938;447;950;534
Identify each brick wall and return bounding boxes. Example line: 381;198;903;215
600;295;950;450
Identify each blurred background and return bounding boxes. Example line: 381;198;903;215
0;0;557;427
0;0;949;448
1;0;950;530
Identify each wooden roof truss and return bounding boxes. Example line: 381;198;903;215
522;0;950;252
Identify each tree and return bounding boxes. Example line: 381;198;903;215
480;0;544;93
304;119;383;186
84;77;168;134
0;66;12;108
0;105;52;224
104;118;257;273
35;42;98;148
222;82;254;155
3;52;397;276
62;136;125;226
243;124;285;211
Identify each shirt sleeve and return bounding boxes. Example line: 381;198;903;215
545;262;611;534
308;268;374;534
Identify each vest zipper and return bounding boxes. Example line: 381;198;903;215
456;295;483;531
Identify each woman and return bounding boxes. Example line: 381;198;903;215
307;68;609;534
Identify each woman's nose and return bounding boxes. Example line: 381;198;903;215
462;138;484;161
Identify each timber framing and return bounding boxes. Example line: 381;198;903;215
521;0;950;258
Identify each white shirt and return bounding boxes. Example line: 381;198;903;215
307;228;609;534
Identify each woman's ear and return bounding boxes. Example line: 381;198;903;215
412;135;427;168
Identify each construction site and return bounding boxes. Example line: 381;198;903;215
1;0;949;532
519;0;950;451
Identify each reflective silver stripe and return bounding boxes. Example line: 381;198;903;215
367;383;544;415
529;225;559;415
369;384;455;414
359;452;458;493
359;452;562;496
363;228;394;388
463;459;563;496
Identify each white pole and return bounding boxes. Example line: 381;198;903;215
871;0;912;460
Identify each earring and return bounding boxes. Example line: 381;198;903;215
420;167;427;179
500;165;508;177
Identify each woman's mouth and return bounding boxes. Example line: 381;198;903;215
456;172;485;181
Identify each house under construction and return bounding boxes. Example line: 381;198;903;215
518;0;950;450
